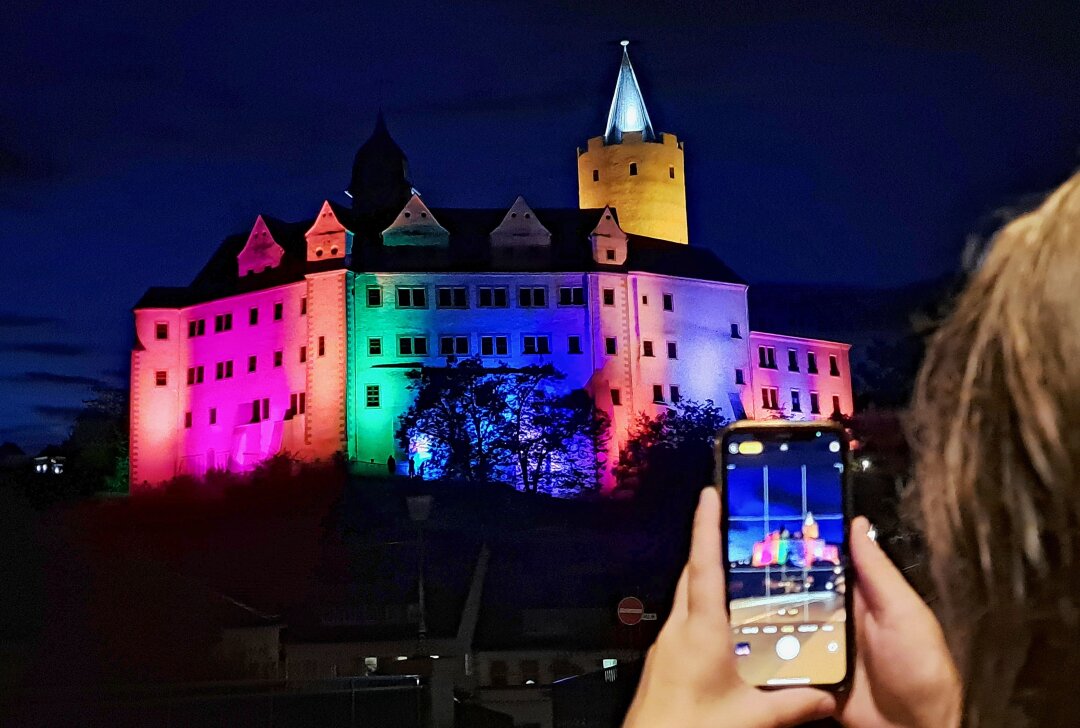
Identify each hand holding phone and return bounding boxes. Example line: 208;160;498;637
719;421;853;690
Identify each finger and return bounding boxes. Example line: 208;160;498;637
687;486;725;619
756;687;836;728
669;565;690;622
850;516;923;617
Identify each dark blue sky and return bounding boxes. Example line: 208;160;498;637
2;0;1079;450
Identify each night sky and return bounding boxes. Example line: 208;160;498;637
3;1;1079;450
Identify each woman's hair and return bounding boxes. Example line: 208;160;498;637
909;172;1080;727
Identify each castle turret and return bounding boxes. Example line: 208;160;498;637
577;41;688;244
346;112;414;218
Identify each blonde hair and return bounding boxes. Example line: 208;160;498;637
909;171;1080;727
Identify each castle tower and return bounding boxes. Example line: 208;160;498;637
346;112;414;218
577;41;688;244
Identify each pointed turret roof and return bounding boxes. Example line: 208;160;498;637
604;41;655;144
346;112;413;216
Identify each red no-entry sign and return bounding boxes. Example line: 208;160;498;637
617;596;645;626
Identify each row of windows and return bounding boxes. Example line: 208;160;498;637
169;299;307;340
590;163;677;181
364;334;679;359
609;384;681;406
760;387;842;415
757;346;841;376
182;392;307;429
162;339;329;387
365;285;676;312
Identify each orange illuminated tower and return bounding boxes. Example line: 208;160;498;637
577;41;688;244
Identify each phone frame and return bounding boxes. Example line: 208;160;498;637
716;419;854;691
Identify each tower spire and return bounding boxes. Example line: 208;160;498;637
604;41;655;144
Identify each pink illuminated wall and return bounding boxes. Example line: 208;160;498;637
747;331;853;421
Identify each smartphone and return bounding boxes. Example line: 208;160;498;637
718;420;853;690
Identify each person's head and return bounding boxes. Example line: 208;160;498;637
909;171;1080;727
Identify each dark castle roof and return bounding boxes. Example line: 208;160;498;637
135;205;745;310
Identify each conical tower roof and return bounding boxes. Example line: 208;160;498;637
346;112;414;216
604;41;655;144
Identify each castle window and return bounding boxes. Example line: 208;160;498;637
629;162;638;176
437;286;468;309
274;302;283;320
669;166;676;179
592;169;599;182
249;307;259;326
187;366;204;385
605;249;616;261
318;336;325;356
184;411;192;429
155;322;169;340
810;391;820;414
670;385;681;403
667;341;678;359
187;319;205;337
299;346;307;363
366;385;380;408
735;368;745;385
558;286;585;306
330;246;338;256
480;335;509;356
568;335;583;354
652;384;664;403
730;323;741;339
602;288;615;306
248;355;257;373
610;389;622;406
522;335;550;355
832;395;842;416
251;398;270;423
300;297;307;315
478;286;509;308
397;286;428;308
807;352;818;374
366;286;382;307
643;340;654;357
605;337;617;356
289;392;306;416
315;248;323;257
439;336;469;356
214;313;232;332
274;350;283;368
791;389;802;413
399;336;429;356
154;370;167;386
368;337;382;356
209;408;217;425
788;349;799;372
662;293;674;311
518;287;547;308
758;346;777;369
762;387;779;410
829;354;841;377
215;360;234;380
642;295;648;305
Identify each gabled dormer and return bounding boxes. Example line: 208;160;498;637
590;206;628;265
237;215;285;276
305;200;351;263
490;196;550;268
381;194;449;248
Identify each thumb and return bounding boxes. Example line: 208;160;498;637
755;687;836;728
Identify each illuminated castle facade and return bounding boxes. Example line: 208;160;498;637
130;45;852;489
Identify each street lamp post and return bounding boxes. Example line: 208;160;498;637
406;494;433;643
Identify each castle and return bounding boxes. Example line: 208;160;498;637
129;44;852;489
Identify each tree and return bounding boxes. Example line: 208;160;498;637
396;358;609;496
616;399;730;500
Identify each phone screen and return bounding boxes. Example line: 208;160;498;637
721;425;851;688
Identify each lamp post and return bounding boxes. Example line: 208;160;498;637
406;494;433;643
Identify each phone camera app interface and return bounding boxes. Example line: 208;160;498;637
725;432;847;686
